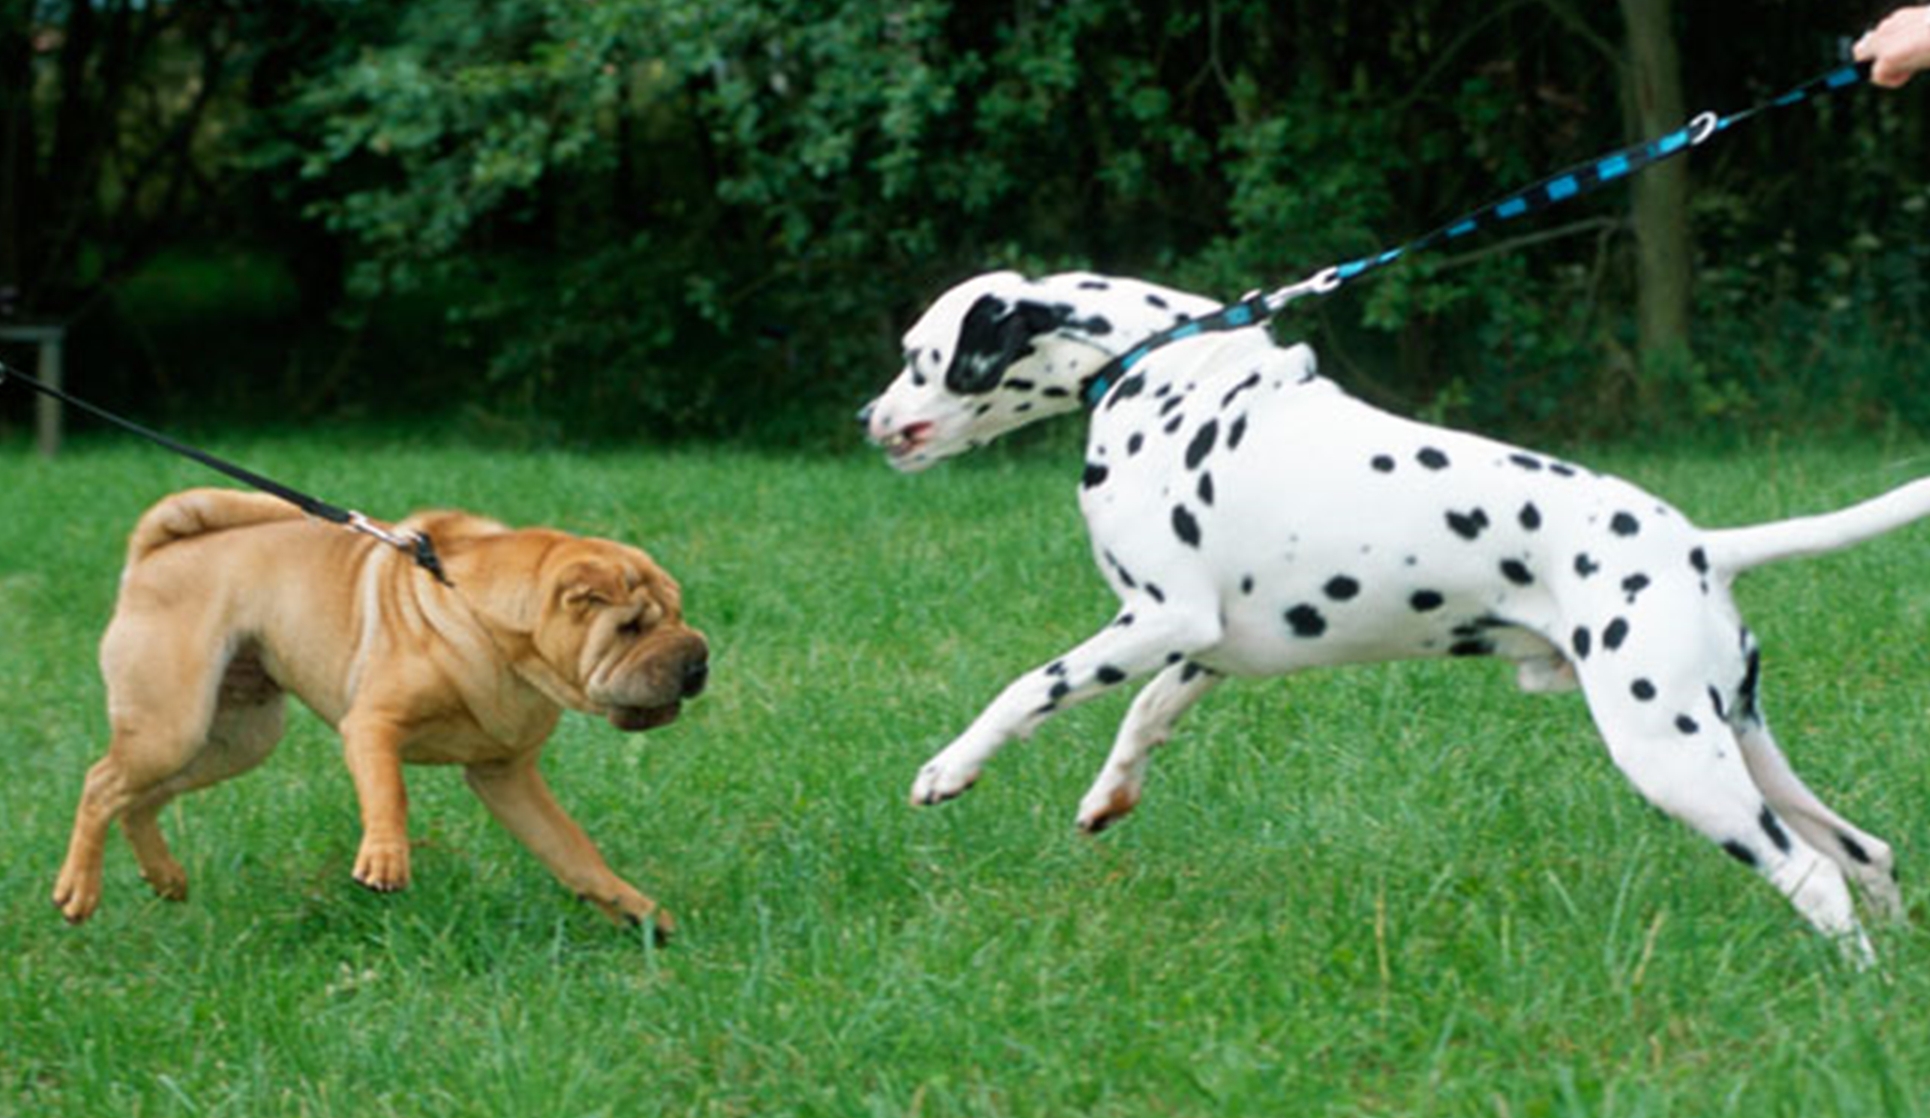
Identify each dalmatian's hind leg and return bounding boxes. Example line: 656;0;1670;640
911;606;1221;805
1581;671;1872;963
1731;714;1902;922
1075;660;1222;833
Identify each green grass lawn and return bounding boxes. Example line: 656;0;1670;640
5;429;1930;1116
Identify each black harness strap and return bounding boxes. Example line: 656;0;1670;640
1081;61;1870;410
0;360;452;586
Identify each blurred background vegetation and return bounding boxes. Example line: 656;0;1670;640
1;0;1926;448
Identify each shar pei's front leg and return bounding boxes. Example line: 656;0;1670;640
464;758;674;939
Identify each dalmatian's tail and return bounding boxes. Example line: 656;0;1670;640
1703;476;1930;577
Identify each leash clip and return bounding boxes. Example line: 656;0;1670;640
1685;111;1721;147
1261;267;1343;315
347;511;454;587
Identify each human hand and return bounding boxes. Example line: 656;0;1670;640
1855;5;1930;88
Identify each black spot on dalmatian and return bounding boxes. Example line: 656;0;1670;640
1185;421;1219;470
1509;453;1544;472
1095;665;1127;686
1572;627;1592;659
1163;414;1185;435
1675;714;1700;735
1043;386;1070;399
1737;637;1762;721
1371;455;1396;473
1518;503;1542;531
1574;553;1601;578
1759;806;1792;853
1145;292;1167;308
1499;559;1534;586
1839;832;1873;865
1240;575;1255;595
1172;505;1202;548
1550;463;1578;478
1049;680;1071;702
1690;547;1710;574
1147;583;1166;603
1227;415;1248;450
1082;463;1109;490
1610;512;1641;537
1417;447;1451;470
1446;509;1491;540
1005;378;1036;392
1080;279;1111;291
1197;472;1215;506
1159;395;1183;416
1410;590;1445;612
1285;604;1327;638
1324;576;1361;601
1631;678;1656;701
1707;686;1727;720
1221;373;1262;410
1603;618;1630;650
1111;613;1136;629
945;296;1069;394
1621;573;1651;603
1047;660;1068;677
1104;550;1138;589
1449;639;1494;658
1722;841;1759;868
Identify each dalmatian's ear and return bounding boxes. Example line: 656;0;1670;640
944;295;1068;394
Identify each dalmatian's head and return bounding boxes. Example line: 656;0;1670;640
861;271;1127;472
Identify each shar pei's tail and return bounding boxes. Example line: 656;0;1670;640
126;487;304;566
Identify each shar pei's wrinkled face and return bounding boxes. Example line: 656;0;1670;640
532;538;710;732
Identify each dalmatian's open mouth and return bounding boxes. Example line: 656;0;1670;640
880;421;935;461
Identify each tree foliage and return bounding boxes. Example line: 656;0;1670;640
6;0;1929;443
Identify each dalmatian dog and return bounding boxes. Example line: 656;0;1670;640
861;269;1930;959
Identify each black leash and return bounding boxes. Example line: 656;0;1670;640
0;359;452;586
1082;60;1872;409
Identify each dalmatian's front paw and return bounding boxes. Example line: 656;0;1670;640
910;759;979;805
1076;780;1141;834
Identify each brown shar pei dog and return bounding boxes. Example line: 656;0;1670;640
52;488;709;937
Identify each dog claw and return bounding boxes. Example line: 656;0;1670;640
910;771;977;806
623;911;675;947
352;872;406;894
1076;785;1140;834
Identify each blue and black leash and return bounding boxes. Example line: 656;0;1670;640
0;358;453;585
1082;60;1871;409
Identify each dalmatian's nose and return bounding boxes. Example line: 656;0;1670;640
855;401;876;427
